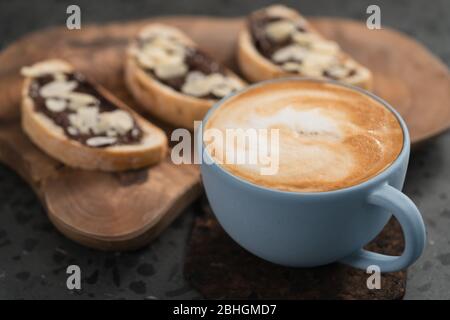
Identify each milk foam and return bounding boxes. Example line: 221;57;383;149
250;107;342;140
204;80;403;192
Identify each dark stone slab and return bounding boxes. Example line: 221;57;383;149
185;198;406;299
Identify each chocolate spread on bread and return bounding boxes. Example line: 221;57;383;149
29;72;143;147
143;45;225;99
247;8;358;80
133;28;243;99
248;13;306;59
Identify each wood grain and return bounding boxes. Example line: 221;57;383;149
0;16;448;250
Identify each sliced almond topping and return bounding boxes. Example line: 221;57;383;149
139;27;177;41
325;64;351;79
272;45;308;63
207;73;226;87
281;60;326;77
181;75;211;97
296;62;325;77
54;73;68;82
98;110;134;135
39;80;77;98
66;92;99;110
106;130;118;137
211;83;233;98
227;78;245;90
86;136;117;147
291;32;322;47
68;106;99;135
311;40;339;55
265;20;296;42
45;98;67;112
185;71;204;82
281;62;303;73
131;128;140;138
148;37;185;56
182;72;242;98
67;126;78;136
292;31;340;55
136;51;156;69
154;61;188;79
302;52;336;69
21;61;72;78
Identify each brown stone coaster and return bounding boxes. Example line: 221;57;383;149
185;199;406;300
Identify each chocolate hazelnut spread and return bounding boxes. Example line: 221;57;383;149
134;32;242;100
247;10;357;80
248;14;306;59
29;72;143;147
138;39;226;99
154;48;225;99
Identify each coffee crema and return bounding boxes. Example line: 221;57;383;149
203;80;403;192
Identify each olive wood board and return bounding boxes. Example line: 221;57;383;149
0;16;448;250
185;199;406;300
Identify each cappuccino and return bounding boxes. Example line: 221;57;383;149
203;80;403;192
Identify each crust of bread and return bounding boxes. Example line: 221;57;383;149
21;62;168;172
125;24;246;131
237;5;373;90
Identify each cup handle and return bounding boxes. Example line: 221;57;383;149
339;183;426;272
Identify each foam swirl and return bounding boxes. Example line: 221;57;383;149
204;80;403;192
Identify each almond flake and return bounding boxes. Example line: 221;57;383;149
281;62;303;73
325;64;350;79
131;128;140;137
154;61;188;79
302;53;336;70
185;71;204;82
181;77;211;97
211;83;233;98
66;92;99;110
67;126;78;136
86;136;117;147
98;110;134;135
182;72;242;98
136;51;156;69
265;20;296;42
68;107;100;135
272;45;308;63
295;62;324;77
21;61;72;78
106;130;118;137
291;32;321;47
45;98;67;112
311;40;339;55
40;80;77;98
54;73;68;82
227;78;244;90
148;37;185;56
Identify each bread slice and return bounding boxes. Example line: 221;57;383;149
21;59;168;171
125;24;246;130
238;5;373;89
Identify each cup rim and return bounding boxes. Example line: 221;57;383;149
199;77;409;196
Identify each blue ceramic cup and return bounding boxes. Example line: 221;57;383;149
197;78;426;272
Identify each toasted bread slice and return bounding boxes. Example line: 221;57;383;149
125;24;246;130
21;59;168;171
238;5;372;89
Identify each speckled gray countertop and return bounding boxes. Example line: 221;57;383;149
0;0;449;299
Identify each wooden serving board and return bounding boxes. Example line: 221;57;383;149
0;16;448;250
